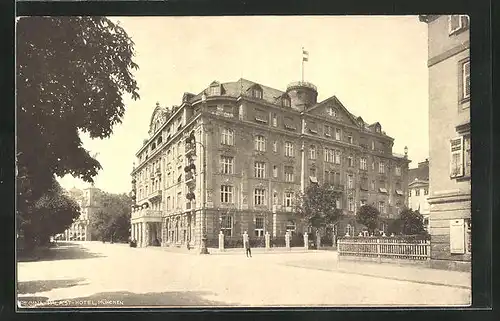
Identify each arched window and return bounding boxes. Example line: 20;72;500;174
345;224;353;236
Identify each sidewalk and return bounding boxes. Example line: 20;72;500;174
141;245;314;255
284;255;471;289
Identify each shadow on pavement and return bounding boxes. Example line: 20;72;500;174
18;242;106;262
25;291;230;308
17;278;88;295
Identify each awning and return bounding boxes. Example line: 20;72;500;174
255;110;268;123
396;189;404;195
309;176;318;183
255;116;268;123
379;187;388;193
307;121;318;134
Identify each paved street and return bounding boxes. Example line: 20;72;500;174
17;242;471;308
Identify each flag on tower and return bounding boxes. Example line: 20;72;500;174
302;48;309;62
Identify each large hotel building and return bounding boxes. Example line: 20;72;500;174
130;79;410;248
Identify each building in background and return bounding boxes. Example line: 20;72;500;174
130;78;410;248
61;185;100;241
419;15;470;271
408;159;430;231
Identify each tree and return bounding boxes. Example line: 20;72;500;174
356;204;380;234
294;183;344;235
397;208;427;235
16;17;139;247
19;178;80;249
90;192;132;243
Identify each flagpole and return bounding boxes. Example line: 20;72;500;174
301;47;304;82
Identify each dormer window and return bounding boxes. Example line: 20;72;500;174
252;87;263;99
282;96;291;107
209;82;221;96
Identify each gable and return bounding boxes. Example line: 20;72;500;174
306;96;360;127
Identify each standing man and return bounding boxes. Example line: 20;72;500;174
243;231;252;257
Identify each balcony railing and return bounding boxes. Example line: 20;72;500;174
148;189;162;201
185;172;195;184
131;208;162;220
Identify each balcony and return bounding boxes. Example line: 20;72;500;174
148;189;162;202
131;208;162;220
185;172;195;184
185;143;196;156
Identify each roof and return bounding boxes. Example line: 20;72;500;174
189;78;286;106
409;162;429;182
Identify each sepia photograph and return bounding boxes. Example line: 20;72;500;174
16;15;471;309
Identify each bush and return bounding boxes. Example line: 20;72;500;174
249;237;265;248
271;236;286;247
224;237;243;248
320;234;333;247
290;233;304;247
205;238;219;248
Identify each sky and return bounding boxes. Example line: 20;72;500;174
57;16;429;194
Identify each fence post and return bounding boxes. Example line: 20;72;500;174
377;238;381;263
265;231;270;250
304;232;309;250
285;232;291;250
218;231;224;251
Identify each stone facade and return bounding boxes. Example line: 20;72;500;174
420;15;471;271
130;79;410;249
61;186;100;241
408;159;430;231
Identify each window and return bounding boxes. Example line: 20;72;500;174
273;141;278;153
395;166;401;176
286;220;296;235
360;157;367;170
282;97;291;107
271;114;278;127
221;215;233;237
450;136;464;178
309;168;316;178
252;87;263;99
378;201;385;214
335;128;341;140
448;15;470;35
424;188;429;195
309;145;316;159
284;117;296;130
324;125;332;137
371;180;375;190
285;142;294;157
254;161;266;178
347;135;353;144
220;185;233;203
348;197;355;212
379;162;385;174
371;161;375;171
284;192;294;207
273;165;278;178
167;196;171;210
415;189;420;196
336;199;342;209
254;189;266;206
335;150;341;164
255;135;266;151
345;224;353;236
360;177;368;191
220;156;234;174
221;128;234;145
177;192;182;209
462;60;470;100
347;174;354;189
255;217;264;237
324;148;333;163
348;156;354;167
464;135;471;177
284;166;294;182
360;199;367;207
210;85;220;96
371;141;375;150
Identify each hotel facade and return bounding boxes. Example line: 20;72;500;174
130;79;410;248
60;186;100;241
420;15;471;271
